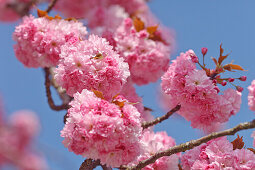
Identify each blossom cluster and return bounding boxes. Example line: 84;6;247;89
7;0;254;169
0;102;47;169
161;50;242;131
181;137;255;169
13;15;87;68
248;80;255;111
61;89;143;167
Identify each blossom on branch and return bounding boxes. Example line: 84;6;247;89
161;50;242;131
54;34;130;100
13;15;87;68
61;89;143;167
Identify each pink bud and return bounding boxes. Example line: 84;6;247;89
239;76;247;81
191;55;199;63
221;81;227;86
214;86;220;93
212;79;217;84
201;47;208;56
236;86;243;92
228;78;235;82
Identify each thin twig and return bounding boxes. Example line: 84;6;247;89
142;104;181;129
6;0;37;17
44;68;69;111
122;119;255;170
46;0;58;13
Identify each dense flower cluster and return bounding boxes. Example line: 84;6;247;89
54;34;130;99
161;50;242;131
135;131;179;170
248;80;255;111
13;15;87;68
181;137;255;169
0;105;47;169
51;0;148;18
114;18;171;85
61;89;143;167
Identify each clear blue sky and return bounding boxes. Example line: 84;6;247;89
0;0;255;169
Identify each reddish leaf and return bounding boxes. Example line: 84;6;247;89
133;17;145;32
218;54;229;65
113;100;125;108
247;148;255;154
92;89;104;99
229;64;246;71
231;135;244;150
211;57;218;65
37;9;47;17
147;25;158;36
93;53;104;60
220;43;224;57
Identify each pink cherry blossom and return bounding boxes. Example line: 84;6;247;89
0;108;47;169
248;80;255;111
51;0;147;18
114;18;171;85
61;89;142;167
54;34;130;100
181;137;255;170
252;131;255;147
13;15;87;68
132;131;178;170
161;50;241;131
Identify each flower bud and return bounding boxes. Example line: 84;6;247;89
228;78;235;82
239;76;247;81
221;81;227;86
236;86;243;92
214;86;220;93
201;47;208;56
191;55;199;63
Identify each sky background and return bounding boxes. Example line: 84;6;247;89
0;0;255;169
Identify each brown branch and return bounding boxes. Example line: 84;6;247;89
46;0;58;13
79;159;100;170
122;119;255;170
44;68;69;111
142;104;181;129
79;159;112;170
7;0;37;17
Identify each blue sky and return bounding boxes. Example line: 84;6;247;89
0;0;255;169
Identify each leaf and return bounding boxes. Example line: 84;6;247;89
93;53;104;60
92;89;104;99
228;64;246;71
231;135;244;150
147;25;158;36
247;148;255;154
37;9;48;17
218;54;229;65
133;17;145;32
113;100;125;108
220;43;224;57
211;57;218;65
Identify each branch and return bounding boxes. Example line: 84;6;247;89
79;159;100;170
79;159;112;170
44;68;69;111
142;104;181;129
7;0;37;17
122;119;255;170
46;0;58;13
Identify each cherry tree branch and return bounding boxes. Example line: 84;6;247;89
46;0;58;13
44;68;69;111
6;0;37;17
79;159;112;170
122;119;255;170
142;104;181;129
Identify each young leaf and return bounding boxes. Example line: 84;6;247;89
92;89;104;99
147;25;158;37
231;135;244;150
37;9;48;17
228;64;246;71
133;17;145;32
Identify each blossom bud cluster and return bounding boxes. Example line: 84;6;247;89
161;50;242;131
